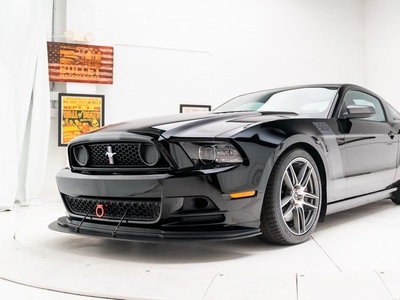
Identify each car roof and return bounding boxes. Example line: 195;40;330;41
235;84;353;98
235;83;388;104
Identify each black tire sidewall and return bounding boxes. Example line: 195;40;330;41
264;148;322;244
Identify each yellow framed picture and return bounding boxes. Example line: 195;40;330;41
58;93;105;146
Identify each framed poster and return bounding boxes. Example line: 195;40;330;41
47;42;114;84
58;93;105;146
180;104;211;113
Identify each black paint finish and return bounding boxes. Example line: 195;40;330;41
51;84;400;242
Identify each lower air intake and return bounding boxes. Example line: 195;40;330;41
64;195;161;222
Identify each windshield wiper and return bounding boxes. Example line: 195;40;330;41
212;110;254;114
259;111;298;115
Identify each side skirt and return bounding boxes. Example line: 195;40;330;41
326;188;396;215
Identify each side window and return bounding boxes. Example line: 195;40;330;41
340;91;385;121
386;103;400;120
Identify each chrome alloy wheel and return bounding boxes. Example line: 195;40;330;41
280;157;320;235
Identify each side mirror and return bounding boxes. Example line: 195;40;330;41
343;105;376;119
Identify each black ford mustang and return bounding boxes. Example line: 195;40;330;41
50;84;400;245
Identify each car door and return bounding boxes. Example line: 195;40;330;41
338;90;397;198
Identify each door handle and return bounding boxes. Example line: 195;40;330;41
388;131;396;139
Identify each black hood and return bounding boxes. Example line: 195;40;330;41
85;111;299;140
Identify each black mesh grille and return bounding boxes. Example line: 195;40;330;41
64;195;161;221
88;143;146;166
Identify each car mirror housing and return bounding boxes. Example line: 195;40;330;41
343;105;376;119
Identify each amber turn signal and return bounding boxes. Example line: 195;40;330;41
230;190;257;199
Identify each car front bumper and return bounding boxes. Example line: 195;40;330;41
50;168;264;241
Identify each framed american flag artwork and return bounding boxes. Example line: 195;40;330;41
47;42;113;85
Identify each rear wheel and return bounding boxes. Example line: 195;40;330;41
391;189;400;205
260;148;322;245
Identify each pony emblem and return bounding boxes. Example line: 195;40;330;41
105;145;116;164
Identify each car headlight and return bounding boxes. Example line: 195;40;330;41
180;141;243;167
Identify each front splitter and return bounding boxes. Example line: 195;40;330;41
49;216;261;243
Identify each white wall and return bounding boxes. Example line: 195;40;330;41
365;0;400;109
68;0;367;117
41;0;368;197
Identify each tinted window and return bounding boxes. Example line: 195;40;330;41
386;103;400;120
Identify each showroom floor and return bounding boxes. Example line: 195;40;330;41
1;197;400;300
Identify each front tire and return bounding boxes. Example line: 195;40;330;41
260;148;322;245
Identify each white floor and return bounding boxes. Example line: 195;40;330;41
1;197;400;300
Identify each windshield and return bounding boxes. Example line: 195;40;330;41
214;87;338;117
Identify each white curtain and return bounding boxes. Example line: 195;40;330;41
0;0;50;211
